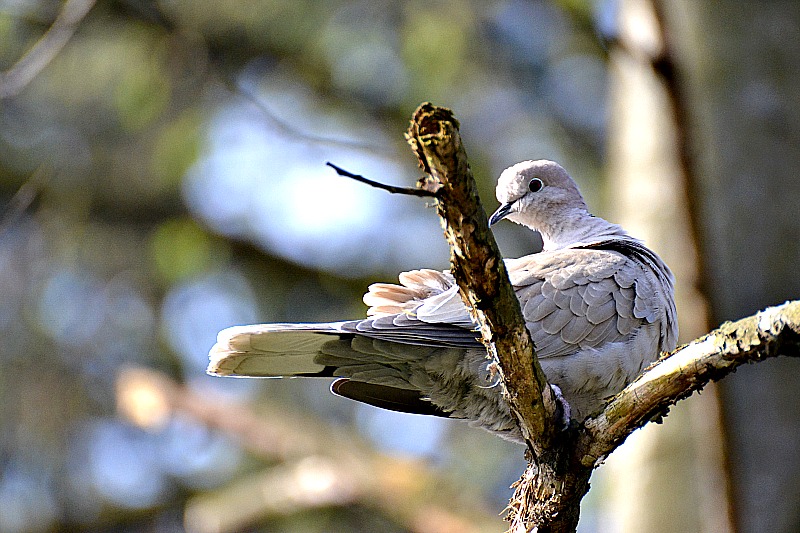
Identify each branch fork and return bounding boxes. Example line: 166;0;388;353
331;102;800;532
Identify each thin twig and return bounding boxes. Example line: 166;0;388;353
233;82;396;155
0;0;97;98
326;162;437;197
0;166;50;236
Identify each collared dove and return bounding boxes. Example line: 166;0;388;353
208;160;677;442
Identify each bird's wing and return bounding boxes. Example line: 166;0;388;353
576;238;677;352
507;247;653;359
363;268;475;327
209;247;662;375
362;249;658;359
207;269;492;421
206;249;661;434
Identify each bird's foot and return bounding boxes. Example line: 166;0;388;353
550;384;571;431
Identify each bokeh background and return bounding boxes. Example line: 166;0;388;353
1;1;799;532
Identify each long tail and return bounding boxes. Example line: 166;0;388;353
207;321;457;419
207;322;351;377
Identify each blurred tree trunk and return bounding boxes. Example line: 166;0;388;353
655;1;800;532
601;1;732;532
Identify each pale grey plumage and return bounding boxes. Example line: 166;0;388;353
208;160;677;442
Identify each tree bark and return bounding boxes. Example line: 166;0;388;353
405;103;558;452
603;1;731;529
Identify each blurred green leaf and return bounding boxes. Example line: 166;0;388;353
150;218;226;283
151;110;203;189
114;59;171;131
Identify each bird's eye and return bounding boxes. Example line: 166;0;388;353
528;178;544;193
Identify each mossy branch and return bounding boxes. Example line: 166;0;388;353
581;300;800;464
506;300;800;532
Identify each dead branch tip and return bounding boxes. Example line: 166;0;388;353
326;161;437;198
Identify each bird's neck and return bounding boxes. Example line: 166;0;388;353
537;209;631;251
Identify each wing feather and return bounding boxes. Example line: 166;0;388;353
210;247;665;382
541;307;575;334
586;298;617;324
514;249;651;359
560;316;595;344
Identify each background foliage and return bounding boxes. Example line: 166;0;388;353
2;1;799;532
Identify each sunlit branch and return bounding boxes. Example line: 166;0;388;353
582;300;800;465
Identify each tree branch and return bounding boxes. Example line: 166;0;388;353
506;300;800;531
0;0;96;99
403;103;558;452
582;299;800;464
0;166;50;236
326;162;437;197
116;367;501;533
231;80;396;155
327;103;800;532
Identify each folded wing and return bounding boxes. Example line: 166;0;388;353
207;247;668;430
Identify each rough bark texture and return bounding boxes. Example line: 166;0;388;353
405;103;557;450
403;103;800;533
505;301;800;532
583;300;800;464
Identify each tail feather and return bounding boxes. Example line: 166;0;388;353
331;379;451;417
207;323;349;377
206;319;516;433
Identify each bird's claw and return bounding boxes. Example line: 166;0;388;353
550;384;571;431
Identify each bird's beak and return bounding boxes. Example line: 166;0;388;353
489;202;514;226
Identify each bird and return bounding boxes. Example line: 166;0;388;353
207;160;677;443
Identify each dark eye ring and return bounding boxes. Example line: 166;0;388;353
528;178;543;193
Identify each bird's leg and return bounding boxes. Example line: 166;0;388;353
549;384;572;430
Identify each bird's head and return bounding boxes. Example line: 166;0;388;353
489;160;588;231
